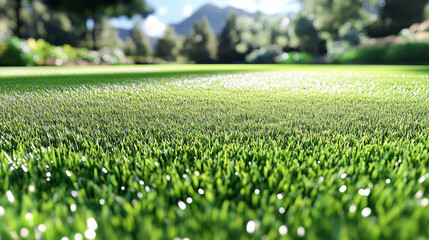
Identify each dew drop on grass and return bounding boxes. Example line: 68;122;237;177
61;237;69;240
84;229;96;240
87;217;98;230
349;204;357;213
29;185;35;192
254;189;260;195
99;199;105;205
339;185;347;193
66;170;72;177
139;180;144;185
195;171;200;176
279;225;288;235
198;188;205;195
277;193;284;200
25;213;33;221
102;168;108;174
166;174;171;181
246;220;256;234
38;224;47;232
358;188;370;196
137;192;143;199
420;198;429;207
415;190;423;199
186;197;193;204
385;178;391;184
74;233;83;240
46;172;51;177
361;207;371;217
121;186;125;191
279;207;285;214
21;165;28;173
341;173;347;179
0;206;5;216
6;190;15;203
145;186;150;192
70;204;76;212
71;191;78;198
20;228;29;238
178;201;186;210
297;226;305;237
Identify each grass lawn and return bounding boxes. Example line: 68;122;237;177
0;64;428;240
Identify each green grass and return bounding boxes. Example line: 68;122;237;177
0;64;429;240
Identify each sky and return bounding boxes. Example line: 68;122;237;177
109;0;301;38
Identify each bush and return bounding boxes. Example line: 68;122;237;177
276;51;315;64
0;36;132;66
384;43;429;63
335;42;429;64
246;47;284;64
336;46;387;64
0;36;35;66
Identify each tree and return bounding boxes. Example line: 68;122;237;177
8;0;27;38
299;0;377;40
293;15;319;55
26;0;78;46
0;0;16;36
155;27;183;62
124;20;151;56
183;18;218;63
368;0;429;37
218;13;246;63
43;0;152;50
97;18;123;49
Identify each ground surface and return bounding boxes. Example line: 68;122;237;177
0;65;428;240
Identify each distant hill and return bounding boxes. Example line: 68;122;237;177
173;3;254;36
115;3;254;46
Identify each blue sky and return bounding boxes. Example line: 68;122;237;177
109;0;301;38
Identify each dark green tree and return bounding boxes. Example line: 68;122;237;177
124;20;151;56
293;15;319;55
8;0;27;38
299;0;376;40
371;0;429;36
43;0;152;50
183;18;218;63
155;27;183;61
0;0;16;36
97;18;123;49
26;0;77;46
218;13;246;63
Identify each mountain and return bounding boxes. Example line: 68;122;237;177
173;3;254;36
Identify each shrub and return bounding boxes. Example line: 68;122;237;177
336;46;387;63
0;36;35;66
246;47;284;64
276;51;315;64
336;42;429;64
384;42;429;63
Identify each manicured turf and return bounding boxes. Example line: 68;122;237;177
0;65;429;240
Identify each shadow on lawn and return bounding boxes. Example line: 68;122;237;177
0;69;247;92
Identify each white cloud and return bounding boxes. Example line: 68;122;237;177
183;4;194;18
229;0;298;15
142;15;167;38
157;7;168;16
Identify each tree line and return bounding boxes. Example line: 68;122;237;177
1;0;428;63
